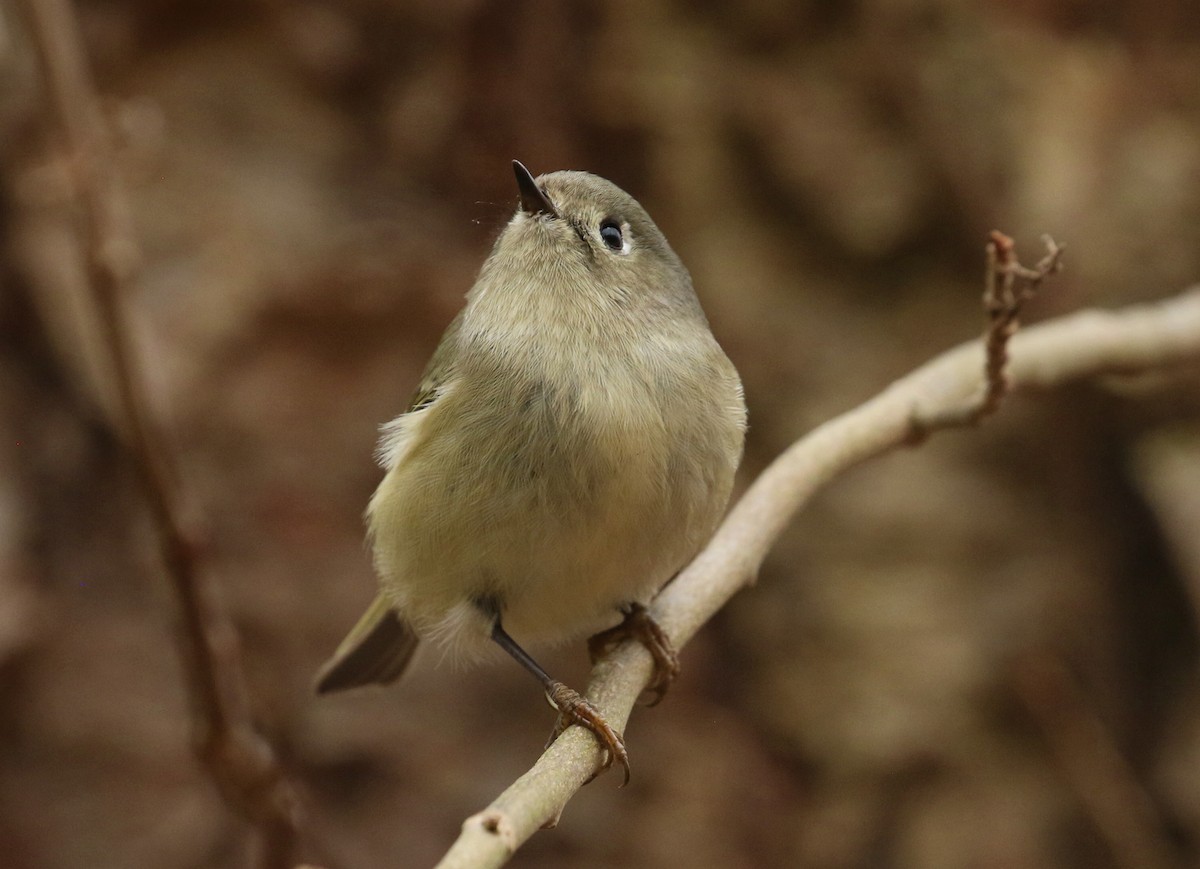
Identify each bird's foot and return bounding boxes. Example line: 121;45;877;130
545;681;630;786
588;603;680;707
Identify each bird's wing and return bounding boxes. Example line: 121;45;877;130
318;311;469;691
408;308;465;413
375;309;464;469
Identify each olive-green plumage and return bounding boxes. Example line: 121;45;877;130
317;165;745;694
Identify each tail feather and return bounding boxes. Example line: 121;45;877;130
315;595;418;694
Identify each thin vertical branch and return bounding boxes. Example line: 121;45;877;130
978;231;1064;416
18;1;301;866
910;233;1063;436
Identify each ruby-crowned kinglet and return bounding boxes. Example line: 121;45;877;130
316;161;746;782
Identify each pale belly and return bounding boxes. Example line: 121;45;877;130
366;377;729;656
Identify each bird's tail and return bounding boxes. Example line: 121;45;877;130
315;594;418;693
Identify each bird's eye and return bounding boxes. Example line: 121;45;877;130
599;219;624;252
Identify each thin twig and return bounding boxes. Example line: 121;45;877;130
912;232;1063;436
19;1;301;866
979;231;1064;416
436;275;1200;868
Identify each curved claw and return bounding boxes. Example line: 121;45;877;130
588;603;680;706
544;681;630;786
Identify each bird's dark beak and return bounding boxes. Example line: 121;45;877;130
513;160;558;218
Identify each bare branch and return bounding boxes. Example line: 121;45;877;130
436;276;1200;868
18;1;301;866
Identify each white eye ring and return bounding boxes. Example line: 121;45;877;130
599;219;629;254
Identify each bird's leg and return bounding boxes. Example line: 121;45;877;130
490;621;630;785
588;602;680;707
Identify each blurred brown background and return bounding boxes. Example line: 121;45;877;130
3;0;1200;866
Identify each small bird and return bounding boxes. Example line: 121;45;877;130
316;161;746;782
